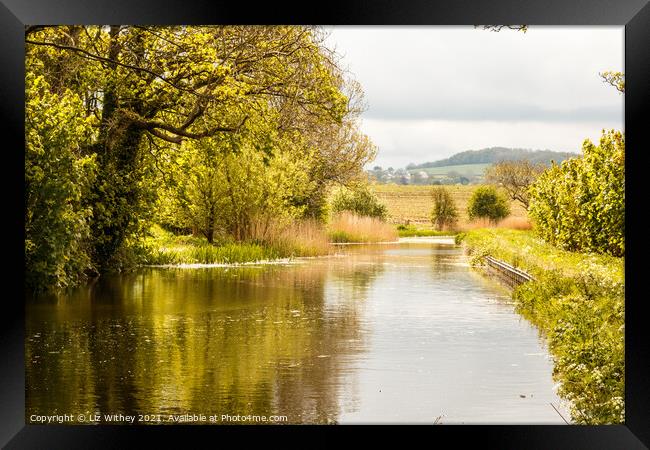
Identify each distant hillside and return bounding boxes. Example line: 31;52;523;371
407;147;578;170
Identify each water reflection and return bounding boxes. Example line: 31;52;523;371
26;243;567;424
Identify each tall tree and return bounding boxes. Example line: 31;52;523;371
26;26;351;270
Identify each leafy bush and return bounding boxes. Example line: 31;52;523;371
528;130;624;256
467;186;510;222
330;187;388;221
25;74;97;291
430;186;459;230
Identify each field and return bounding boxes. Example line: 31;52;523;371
371;184;528;227
408;163;490;177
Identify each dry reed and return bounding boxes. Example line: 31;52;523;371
328;212;399;243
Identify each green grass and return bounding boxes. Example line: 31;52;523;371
396;225;457;237
459;228;624;424
459;229;623;282
142;225;306;265
328;230;398;243
328;231;355;243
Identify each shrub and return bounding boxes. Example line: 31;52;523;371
430;186;459;230
330;187;388;221
527;130;624;256
467;186;510;223
25;74;97;291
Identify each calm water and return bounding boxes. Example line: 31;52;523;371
26;241;569;424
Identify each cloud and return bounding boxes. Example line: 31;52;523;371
324;26;624;168
360;118;621;169
364;101;622;123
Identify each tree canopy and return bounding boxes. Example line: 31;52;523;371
25;26;376;291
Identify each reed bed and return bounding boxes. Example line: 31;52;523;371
328;212;399;243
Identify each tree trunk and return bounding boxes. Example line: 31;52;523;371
205;208;215;244
88;26;148;270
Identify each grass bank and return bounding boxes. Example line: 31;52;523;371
143;214;401;265
396;224;457;237
458;229;624;424
142;224;332;265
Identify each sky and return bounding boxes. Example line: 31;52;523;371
323;26;624;169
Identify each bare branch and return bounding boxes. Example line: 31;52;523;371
476;25;528;33
599;71;625;94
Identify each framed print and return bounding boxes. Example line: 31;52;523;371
3;0;649;447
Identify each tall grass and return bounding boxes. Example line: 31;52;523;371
328;212;398;243
460;216;532;231
249;217;332;257
147;241;283;265
144;220;332;266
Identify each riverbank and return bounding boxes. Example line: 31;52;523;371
142;218;400;266
142;225;329;265
397;224;456;238
29;239;568;424
458;229;624;424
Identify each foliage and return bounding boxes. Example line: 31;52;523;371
25;73;97;291
513;272;624;424
527;130;624;256
158;123;313;243
461;229;623;281
25;26;375;290
430;186;459;230
462;228;624;424
467;186;510;222
330;186;388;221
484;160;545;208
599;71;625;93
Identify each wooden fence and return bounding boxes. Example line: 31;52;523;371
483;255;535;288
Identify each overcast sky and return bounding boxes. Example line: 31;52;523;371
324;26;624;169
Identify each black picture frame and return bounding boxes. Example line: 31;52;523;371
3;0;648;447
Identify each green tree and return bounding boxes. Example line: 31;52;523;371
528;130;624;256
430;187;459;230
159;121;314;243
26;25;351;271
330;187;388;221
467;186;510;223
25;73;97;290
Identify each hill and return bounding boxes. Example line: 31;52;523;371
406;147;578;170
